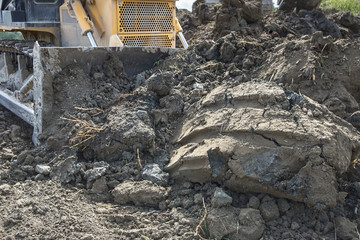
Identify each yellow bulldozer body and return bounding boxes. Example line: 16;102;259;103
0;0;186;48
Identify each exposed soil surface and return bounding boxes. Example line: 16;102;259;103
2;2;360;240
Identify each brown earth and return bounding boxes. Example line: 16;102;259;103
2;2;360;240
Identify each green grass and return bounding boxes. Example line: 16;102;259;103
0;32;24;40
321;0;360;14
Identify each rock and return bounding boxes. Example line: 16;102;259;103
2;148;14;160
21;165;35;175
277;198;290;213
335;216;358;240
34;174;45;181
240;0;263;23
182;198;194;209
136;110;150;124
211;187;233;207
242;56;255;69
194;193;203;205
183;182;192;188
91;177;109;194
81;235;94;240
50;156;82;184
237;208;265;240
220;41;236;63
24;155;35;164
207;206;265;240
159;92;184;120
291;222;300;230
166;81;360;208
142;163;169;186
147;73;170;96
16;150;29;164
259;197;280;222
247;196;260;209
84;162;110;183
112;180;168;207
207;207;239;239
0;184;11;195
94;105;155;161
10;124;21;138
10;169;27;181
35;164;51;175
46;136;61;151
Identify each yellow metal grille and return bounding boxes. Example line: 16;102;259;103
122;35;173;48
117;0;176;48
118;1;175;33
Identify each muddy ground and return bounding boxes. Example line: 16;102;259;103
2;2;360;240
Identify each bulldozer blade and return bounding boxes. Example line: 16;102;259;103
0;42;176;145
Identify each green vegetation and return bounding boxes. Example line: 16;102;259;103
0;32;24;40
321;0;360;14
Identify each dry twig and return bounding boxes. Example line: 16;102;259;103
195;198;208;240
137;148;143;169
74;106;104;117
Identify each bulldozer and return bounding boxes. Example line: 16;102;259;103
0;0;188;144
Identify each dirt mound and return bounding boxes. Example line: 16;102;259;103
2;3;360;240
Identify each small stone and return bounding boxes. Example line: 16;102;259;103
183;182;192;189
291;222;300;230
81;234;94;240
211;187;232;208
237;208;265;240
35;164;51;175
50;156;82;184
182;198;194;209
34;174;45;181
242;57;255;69
247;196;260;209
17;150;29;164
207;207;238;239
0;184;11;195
147;73;170;96
194;193;203;205
3;148;14;160
91;177;108;194
46;136;60;151
141;164;169;186
136;110;149;123
277;198;290;213
10;124;21;138
335;216;358;240
112;180;168;207
84;162;109;183
259;197;280;222
93;72;104;80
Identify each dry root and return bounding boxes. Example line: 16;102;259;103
136;148;143;169
61;108;105;148
195;198;208;240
